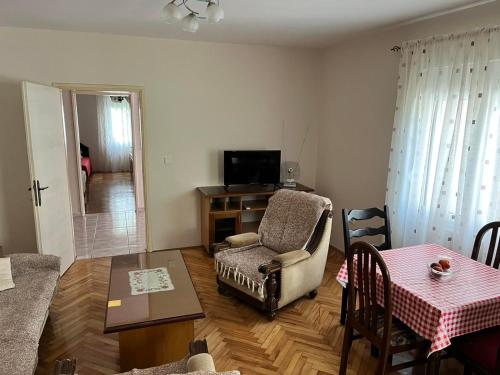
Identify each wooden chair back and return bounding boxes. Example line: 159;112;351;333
471;221;500;269
346;241;392;349
342;206;392;255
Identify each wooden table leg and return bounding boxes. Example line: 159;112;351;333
118;320;194;372
426;351;442;375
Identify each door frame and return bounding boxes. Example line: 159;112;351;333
69;91;86;215
54;83;151;252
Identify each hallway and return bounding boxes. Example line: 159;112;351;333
74;172;146;259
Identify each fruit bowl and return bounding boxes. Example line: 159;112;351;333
428;255;460;281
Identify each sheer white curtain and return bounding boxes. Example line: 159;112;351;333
96;96;132;172
386;27;500;259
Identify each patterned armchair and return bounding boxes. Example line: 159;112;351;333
214;189;333;319
54;340;240;375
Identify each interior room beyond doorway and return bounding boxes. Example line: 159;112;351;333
61;88;147;259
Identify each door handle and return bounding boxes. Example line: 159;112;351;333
28;180;39;207
36;180;49;206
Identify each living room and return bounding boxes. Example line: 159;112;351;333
0;1;499;374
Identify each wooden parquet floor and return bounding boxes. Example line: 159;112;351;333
86;172;136;214
36;248;462;375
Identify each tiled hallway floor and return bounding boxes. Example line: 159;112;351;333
74;173;146;259
73;211;146;259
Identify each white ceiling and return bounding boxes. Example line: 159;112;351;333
0;0;492;48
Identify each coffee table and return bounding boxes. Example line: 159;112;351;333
104;250;205;372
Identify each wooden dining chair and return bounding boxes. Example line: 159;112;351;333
340;206;392;325
339;241;429;375
451;327;500;375
471;221;500;269
448;221;500;375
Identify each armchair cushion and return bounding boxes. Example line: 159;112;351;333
215;245;278;297
259;190;329;254
273;250;310;267
226;233;259;248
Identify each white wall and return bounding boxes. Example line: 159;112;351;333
0;78;37;252
316;1;500;250
0;27;322;252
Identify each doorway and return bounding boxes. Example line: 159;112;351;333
60;86;147;259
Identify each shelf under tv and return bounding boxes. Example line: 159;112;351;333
197;183;314;255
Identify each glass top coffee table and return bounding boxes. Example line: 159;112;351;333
104;250;205;371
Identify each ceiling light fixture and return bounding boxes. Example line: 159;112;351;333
162;0;224;32
182;13;200;33
162;2;183;23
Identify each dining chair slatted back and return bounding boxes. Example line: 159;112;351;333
350;242;392;343
339;241;431;375
340;242;393;375
471;221;500;269
342;206;392;253
340;205;392;325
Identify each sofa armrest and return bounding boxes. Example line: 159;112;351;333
187;353;216;372
10;253;60;277
273;250;311;267
226;232;259;248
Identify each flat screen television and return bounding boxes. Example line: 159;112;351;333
224;150;281;186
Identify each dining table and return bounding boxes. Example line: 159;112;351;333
336;243;500;358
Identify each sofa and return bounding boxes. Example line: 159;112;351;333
0;253;60;375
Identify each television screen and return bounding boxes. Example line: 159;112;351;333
224;150;281;186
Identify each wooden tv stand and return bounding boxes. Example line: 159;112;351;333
197;183;314;254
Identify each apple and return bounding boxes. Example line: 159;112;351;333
439;259;450;270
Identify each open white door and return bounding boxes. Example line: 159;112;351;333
22;81;75;274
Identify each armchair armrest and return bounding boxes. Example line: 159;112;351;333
186;338;215;372
258;262;281;275
226;232;259;248
272;250;311;267
187;353;215;372
10;253;60;277
258;262;281;320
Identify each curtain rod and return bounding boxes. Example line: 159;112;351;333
390;25;499;53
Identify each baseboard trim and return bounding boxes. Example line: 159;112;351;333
152;245;205;252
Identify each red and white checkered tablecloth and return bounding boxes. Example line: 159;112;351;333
336;243;500;355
